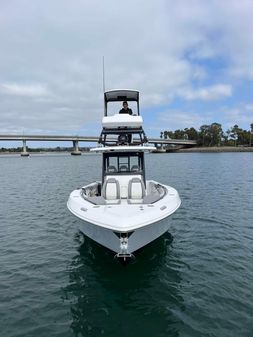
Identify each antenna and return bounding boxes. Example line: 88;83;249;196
102;56;106;93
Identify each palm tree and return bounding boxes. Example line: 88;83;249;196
231;124;239;146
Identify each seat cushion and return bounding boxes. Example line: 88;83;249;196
128;177;145;200
102;178;120;200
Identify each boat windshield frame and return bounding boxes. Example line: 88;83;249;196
104;89;140;116
102;151;146;185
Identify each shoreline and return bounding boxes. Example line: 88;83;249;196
177;146;253;153
0;151;91;156
1;147;253;155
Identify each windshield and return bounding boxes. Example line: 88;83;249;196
104;153;143;173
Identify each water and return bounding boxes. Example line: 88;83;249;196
0;153;252;337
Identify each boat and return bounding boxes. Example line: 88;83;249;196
67;89;181;260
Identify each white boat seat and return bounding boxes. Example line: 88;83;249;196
102;178;120;204
131;165;139;172
119;165;128;172
128;177;145;203
107;165;117;173
102;114;143;129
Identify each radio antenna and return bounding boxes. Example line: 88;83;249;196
102;56;106;93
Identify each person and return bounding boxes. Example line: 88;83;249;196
119;101;133;115
118;101;133;144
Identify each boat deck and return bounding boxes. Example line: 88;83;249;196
67;181;181;232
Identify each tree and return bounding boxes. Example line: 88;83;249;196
184;127;198;140
209;123;223;146
199;124;210;146
174;129;185;139
160;122;252;147
163;131;168;139
230;124;239;146
250;123;253;147
223;129;231;145
167;131;175;139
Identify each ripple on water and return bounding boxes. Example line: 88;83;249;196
0;153;253;337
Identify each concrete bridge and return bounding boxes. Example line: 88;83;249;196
0;134;197;156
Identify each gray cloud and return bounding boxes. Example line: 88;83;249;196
0;82;49;97
178;84;232;101
1;0;253;135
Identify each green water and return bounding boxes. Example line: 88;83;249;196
0;153;252;337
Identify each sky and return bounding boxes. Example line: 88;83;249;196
1;0;253;147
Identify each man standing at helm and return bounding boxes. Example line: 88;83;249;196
119;101;133;115
118;101;133;143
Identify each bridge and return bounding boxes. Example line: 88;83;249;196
0;134;197;156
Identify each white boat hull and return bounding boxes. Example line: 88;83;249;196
67;180;181;255
75;216;173;254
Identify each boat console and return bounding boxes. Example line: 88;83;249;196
81;146;165;206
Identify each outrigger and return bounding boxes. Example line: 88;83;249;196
67;89;181;260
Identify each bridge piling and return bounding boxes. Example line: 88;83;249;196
152;143;166;153
21;140;29;157
71;140;81;155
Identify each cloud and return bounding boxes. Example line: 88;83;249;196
155;110;213;132
0;0;253;135
178;84;232;101
245;104;253;111
221;105;253;130
0;82;49;97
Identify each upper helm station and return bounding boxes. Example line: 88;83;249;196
98;89;148;146
94;89;153;188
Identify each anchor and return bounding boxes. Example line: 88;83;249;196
114;234;135;261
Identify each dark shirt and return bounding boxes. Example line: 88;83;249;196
119;108;133;115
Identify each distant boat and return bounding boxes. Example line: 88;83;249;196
67;90;181;260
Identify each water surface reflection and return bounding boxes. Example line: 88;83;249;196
63;232;185;337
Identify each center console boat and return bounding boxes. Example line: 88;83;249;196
67;89;181;260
